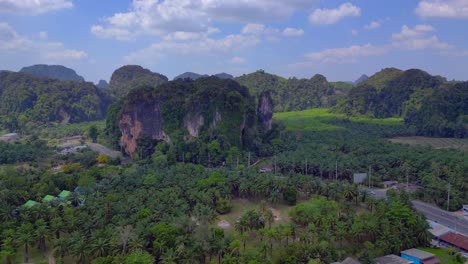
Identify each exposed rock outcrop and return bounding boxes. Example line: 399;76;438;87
257;91;273;131
113;77;273;156
109;65;168;98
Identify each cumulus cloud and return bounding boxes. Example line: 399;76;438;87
392;25;451;50
351;29;359;36
229;57;247;64
282;27;304;37
92;0;315;41
364;21;381;30
45;49;88;60
0;0;73;15
309;2;361;25
125;34;260;63
242;23;266;35
305;44;389;63
0;22;87;62
416;0;468;18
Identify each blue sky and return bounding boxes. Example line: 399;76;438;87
1;0;468;83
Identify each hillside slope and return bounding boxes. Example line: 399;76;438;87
20;64;85;82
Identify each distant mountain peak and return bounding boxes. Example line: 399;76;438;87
354;74;369;84
20;64;85;82
96;80;109;89
174;72;233;80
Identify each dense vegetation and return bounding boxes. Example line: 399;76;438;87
235;70;341;112
20;65;85;82
336;68;468;137
0;154;430;264
174;72;234;80
273;109;467;210
108;65;168;98
107;77;276;162
0;137;50;164
0;71;112;131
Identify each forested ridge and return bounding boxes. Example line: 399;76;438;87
235;70;343;112
0;64;467;263
0;71;112;131
336;68;468;137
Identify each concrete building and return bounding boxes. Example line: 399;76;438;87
382;180;398;188
353;173;367;184
375;254;411;264
0;133;18;142
400;248;440;264
439;232;468;254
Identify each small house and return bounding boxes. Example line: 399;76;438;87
259;164;273;173
439;232;468;254
331;257;361;264
401;248;440;264
58;190;71;200
375;254;412;264
42;195;58;204
383;180;398;188
353;173;367;184
0;133;18;142
22;200;38;208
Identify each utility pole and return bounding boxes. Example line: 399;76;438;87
368;166;372;188
447;184;451;211
305;159;308;175
335;158;338;180
274;155;277;174
406;171;409;191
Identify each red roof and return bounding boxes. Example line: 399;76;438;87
439;232;468;251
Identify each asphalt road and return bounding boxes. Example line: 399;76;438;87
411;200;468;236
368;189;468;236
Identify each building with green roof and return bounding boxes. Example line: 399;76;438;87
58;190;71;200
42;195;57;203
23;200;38;208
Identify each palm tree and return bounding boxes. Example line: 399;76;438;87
53;238;69;264
265;209;274;229
69;232;88;264
0;238;16;264
16;224;35;263
89;237;110;258
34;219;50;256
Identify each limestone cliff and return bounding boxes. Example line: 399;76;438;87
109;65;168;98
257;91;274;131
113;77;272;156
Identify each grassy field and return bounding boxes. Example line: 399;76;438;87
417;247;466;264
217;199;293;233
273;108;402;131
390;136;468;151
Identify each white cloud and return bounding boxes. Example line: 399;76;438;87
282;27;304;37
364;21;381;30
92;0;316;40
305;44;389;63
351;29;359;36
38;31;48;39
416;0;468;18
45;49;88;60
229;57;247;64
0;0;73;15
0;22;87;62
392;24;434;39
125;34;260;63
309;2;361;25
242;23;266;35
392;25;451;50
